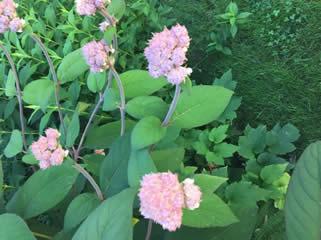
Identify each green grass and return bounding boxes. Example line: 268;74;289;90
166;0;321;151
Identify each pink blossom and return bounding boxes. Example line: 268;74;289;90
182;178;202;210
82;40;113;73
144;24;192;85
0;0;25;33
0;15;9;33
138;172;185;231
95;149;106;155
50;146;67;166
75;0;107;16
9;17;24;32
30;129;67;170
99;20;110;32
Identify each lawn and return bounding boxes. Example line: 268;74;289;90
167;0;321;151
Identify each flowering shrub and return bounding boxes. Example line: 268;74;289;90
0;0;305;240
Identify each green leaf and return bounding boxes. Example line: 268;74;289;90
112;70;167;99
285;141;321;240
0;159;3;200
103;88;120;112
72;188;137;240
4;130;23;158
206;152;224;165
22;79;55;109
226;181;269;209
87;72;106;93
107;0;126;20
260;163;288;184
22;154;38;165
182;193;238;228
6;163;79;219
128;149;157;187
238;125;267;160
100;134;131;197
228;2;238;15
126;96;168;120
213;69;236;91
151;147;185;172
209;125;229;143
85;120;136;149
131;116;167;150
171;86;233;129
194;174;227;194
66;111;80;147
5;70;16;97
57;49;89;84
217;96;242;122
83;154;105;177
266;123;300;154
0;214;36;240
214;143;238;158
64;193;100;231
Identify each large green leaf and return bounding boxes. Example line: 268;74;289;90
5;70;16;97
112;70;168;99
66;111;80;147
128;149;157;187
171;86;233;129
285;141;321;240
182;193;238;228
85;120;136;149
6;163;79;219
22;79;55;109
72;188;137;240
57;49;89;84
4;130;23;158
64;193;100;231
151;147;185;172
0;159;3;200
0;214;36;240
126;96;168;120
100;134;131;197
131;116;167;150
107;0;126;20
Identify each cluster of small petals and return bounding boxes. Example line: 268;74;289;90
144;24;192;85
182;178;202;210
75;0;107;16
99;20;110;32
0;0;25;33
95;149;106;155
138;172;185;231
82;40;113;73
31;128;67;170
139;172;203;232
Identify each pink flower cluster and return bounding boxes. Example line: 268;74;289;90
82;40;114;73
75;0;109;16
138;172;202;232
144;24;192;85
31;128;68;170
0;0;25;33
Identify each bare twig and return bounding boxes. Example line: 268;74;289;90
29;34;66;135
74;71;113;159
145;220;153;240
99;8;118;55
73;162;104;201
110;66;126;136
162;84;181;126
0;43;27;150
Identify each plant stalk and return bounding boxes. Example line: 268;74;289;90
162;84;181;126
110;66;126;136
0;44;27;150
73;162;104;201
29;33;66;136
145;220;153;240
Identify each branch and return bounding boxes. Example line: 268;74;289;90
29;33;66;136
0;44;27;150
74;71;113;159
110;66;126;136
145;220;153;240
162;84;181;126
73;162;104;201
